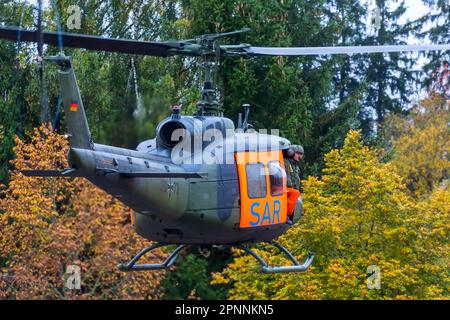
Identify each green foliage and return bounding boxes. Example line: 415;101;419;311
416;0;450;87
161;248;232;300
361;0;418;128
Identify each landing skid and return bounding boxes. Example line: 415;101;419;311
118;243;188;271
237;241;314;273
118;241;314;273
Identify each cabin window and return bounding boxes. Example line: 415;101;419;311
268;161;284;196
245;163;267;199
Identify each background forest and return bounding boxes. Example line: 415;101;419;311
0;0;448;299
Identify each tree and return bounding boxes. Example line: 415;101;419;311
306;0;368;174
213;130;449;299
0;1;41;184
161;248;232;300
0;125;164;299
361;0;419;132
385;94;450;196
417;0;450;89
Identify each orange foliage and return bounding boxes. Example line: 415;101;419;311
0;125;164;299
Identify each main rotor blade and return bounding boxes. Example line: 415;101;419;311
245;44;450;56
4;24;450;57
0;26;181;56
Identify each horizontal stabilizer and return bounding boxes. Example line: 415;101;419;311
121;172;207;179
20;168;80;177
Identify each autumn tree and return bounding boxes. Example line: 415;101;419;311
0;125;164;299
385;94;450;196
213;130;449;300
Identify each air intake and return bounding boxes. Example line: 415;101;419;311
156;120;186;148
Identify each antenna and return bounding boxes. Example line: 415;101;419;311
242;104;250;131
37;0;49;123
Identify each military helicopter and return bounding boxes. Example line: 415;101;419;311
1;11;450;274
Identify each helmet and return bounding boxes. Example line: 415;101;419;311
283;146;295;158
293;145;304;154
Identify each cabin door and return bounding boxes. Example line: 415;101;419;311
235;150;288;229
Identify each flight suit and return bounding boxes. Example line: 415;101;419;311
284;158;301;219
285;158;301;190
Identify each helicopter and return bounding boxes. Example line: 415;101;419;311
1;12;450;274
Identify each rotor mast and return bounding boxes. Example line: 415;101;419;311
197;59;220;116
194;28;251;116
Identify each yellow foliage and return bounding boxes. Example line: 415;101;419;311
215;130;449;300
388;94;450;196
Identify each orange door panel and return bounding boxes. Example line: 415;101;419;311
235;150;288;229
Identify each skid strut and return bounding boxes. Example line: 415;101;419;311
118;243;188;271
118;241;313;273
237;241;314;274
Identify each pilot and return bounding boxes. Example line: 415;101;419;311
283;145;303;224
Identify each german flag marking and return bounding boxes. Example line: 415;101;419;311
70;102;78;112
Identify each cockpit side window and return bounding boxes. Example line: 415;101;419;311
268;161;284;196
245;163;267;199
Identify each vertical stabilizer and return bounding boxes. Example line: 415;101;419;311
50;54;93;149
